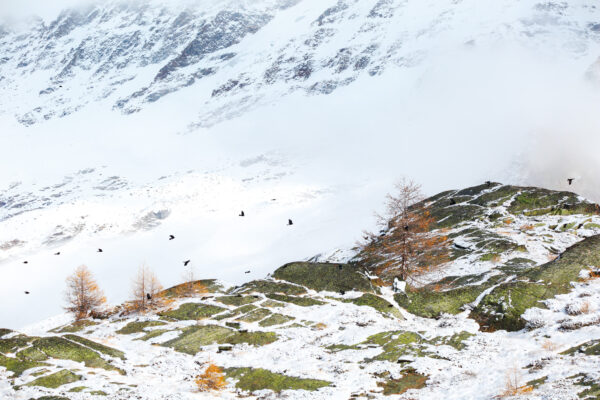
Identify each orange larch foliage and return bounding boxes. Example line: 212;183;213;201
195;364;226;392
358;179;451;285
64;265;106;320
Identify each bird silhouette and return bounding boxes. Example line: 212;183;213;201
54;252;61;256
97;248;103;253
183;260;191;266
169;235;175;240
485;181;492;187
568;178;574;185
340;290;346;295
23;261;28;264
239;211;245;217
146;293;152;300
245;270;251;274
24;291;30;295
287;219;293;226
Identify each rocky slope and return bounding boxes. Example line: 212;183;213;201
2;183;600;399
1;0;600;127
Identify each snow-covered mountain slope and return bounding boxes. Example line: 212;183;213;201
4;0;600;329
2;236;600;400
1;0;600;127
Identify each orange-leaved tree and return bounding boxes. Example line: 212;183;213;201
131;264;164;312
358;178;450;284
195;364;226;391
64;265;106;320
176;267;208;298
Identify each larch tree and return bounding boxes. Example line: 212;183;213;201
358;178;450;285
64;265;106;320
131;264;164;312
177;267;208;298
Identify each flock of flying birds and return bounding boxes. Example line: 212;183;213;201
20;178;579;295
22;211;294;295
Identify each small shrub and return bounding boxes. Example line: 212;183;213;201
313;323;327;330
496;366;533;398
541;340;560;352
196;364;226;392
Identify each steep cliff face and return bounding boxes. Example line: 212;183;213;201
1;0;600;127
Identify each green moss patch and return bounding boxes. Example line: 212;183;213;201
32;336;121;373
16;345;49;362
561;340;600;356
236;308;272;323
225;367;330;393
394;284;487;318
50;320;99;333
266;294;325;307
238;280;307;295
215;295;260;306
116;320;166;334
64;335;125;360
68;386;88;392
0;334;36;353
136;329;171;341
272;262;377;293
0;353;48;377
471;234;600;331
213;304;258;320
259;314;295;327
26;369;82;388
260;299;286;308
162;325;278;354
327;330;473;362
344;293;404;319
159;303;226;320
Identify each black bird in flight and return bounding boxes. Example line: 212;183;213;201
287;219;293;226
239;210;245;217
97;248;103;253
23;261;28;264
245;270;251;274
183;260;191;266
568;178;574;185
24;291;30;295
54;252;61;255
169;235;175;240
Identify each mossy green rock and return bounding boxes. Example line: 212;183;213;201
159;303;226;320
266;294;325;307
344;293;404;319
116;320;166;334
225;367;330;393
236;308;272;323
64;334;125;360
328;330;473;362
0;353;48;377
394;284;487;318
215;295;260;306
136;329;171;341
162;325;277;354
471;234;600;331
0;334;36;353
50;319;99;333
32;336;120;373
26;369;82;388
561;340;600;356
272;262;377;293
259;313;295;327
237;279;307;295
32;397;71;400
